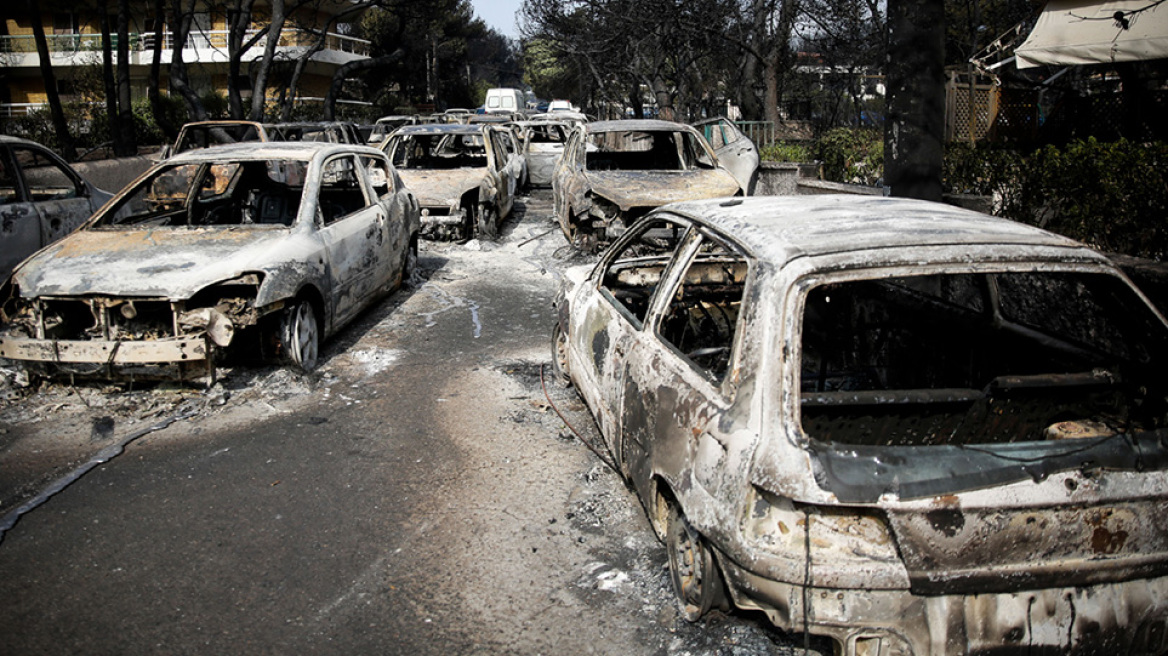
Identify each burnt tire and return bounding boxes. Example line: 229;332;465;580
403;237;418;284
550;321;571;384
279;300;320;372
666;501;726;622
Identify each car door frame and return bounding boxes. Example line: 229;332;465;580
570;214;698;469
312;153;391;329
618;223;756;505
694;117;760;195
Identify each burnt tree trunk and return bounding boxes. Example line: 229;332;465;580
27;0;76;160
115;0;137;156
883;0;945;201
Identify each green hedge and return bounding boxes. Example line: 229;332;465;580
945;139;1168;260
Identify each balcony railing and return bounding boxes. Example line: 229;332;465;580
0;28;370;57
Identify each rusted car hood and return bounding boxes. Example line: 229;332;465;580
587;170;741;211
11;228;293;299
399;169;484;207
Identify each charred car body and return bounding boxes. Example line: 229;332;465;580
381;123;523;240
1;136;114;282
161;120;272;159
513;120;569;188
551;120;750;251
553;195;1168;655
0;142;419;382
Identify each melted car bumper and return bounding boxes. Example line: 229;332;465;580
0;335;209;364
719;555;1168;656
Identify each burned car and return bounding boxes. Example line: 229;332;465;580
551;120;749;251
553;195;1168;655
381;123;523;240
1;136;114;282
161;120;271;159
0;142;419;381
513;120;569;188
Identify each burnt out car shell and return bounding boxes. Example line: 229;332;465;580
552;120;743;249
0;136;114;282
556;195;1168;655
1;142;420;378
381;123;522;239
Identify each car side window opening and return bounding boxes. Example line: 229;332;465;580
359;155;393;197
798;270;1168;448
13;147;81;202
656;232;750;381
319;156;369;225
0;149;19;204
599;217;691;326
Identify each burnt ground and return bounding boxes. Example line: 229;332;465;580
0;190;823;655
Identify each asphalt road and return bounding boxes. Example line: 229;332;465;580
0;191;806;655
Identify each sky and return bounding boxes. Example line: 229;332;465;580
470;0;524;38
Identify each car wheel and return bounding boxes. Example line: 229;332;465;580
475;203;498;240
279;300;319;372
551;321;571;383
666;501;725;622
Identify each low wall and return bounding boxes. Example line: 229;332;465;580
795;179;882;196
73;155;155;194
754;161;819;196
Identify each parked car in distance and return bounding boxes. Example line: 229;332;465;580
267;121;362;145
484;88;525;114
512;120;570;188
693;117;759;194
553;195;1168;656
381;123;523;240
366;115;421;146
0;142;420;382
161;120;271;159
552;119;748;251
1;135;114;282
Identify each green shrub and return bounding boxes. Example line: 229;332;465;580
944;138;1168;259
816;128;883;186
759;141;814;163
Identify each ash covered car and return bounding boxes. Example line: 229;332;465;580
513;120;569;188
0;142;419;381
161;120;272;159
552;119;751;251
552;195;1168;655
1;136;114;282
381;123;523;240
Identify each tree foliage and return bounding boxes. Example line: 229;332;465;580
519;0;885;127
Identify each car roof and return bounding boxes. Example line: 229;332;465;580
660;195;1100;268
587;119;695;133
161;141;386;164
0;135;48;147
392;124;485;135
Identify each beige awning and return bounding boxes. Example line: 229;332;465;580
1015;0;1168;68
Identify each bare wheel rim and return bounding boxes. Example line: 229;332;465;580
551;321;570;382
666;503;717;621
289;302;319;370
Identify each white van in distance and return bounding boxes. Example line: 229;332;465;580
484;88;524;114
